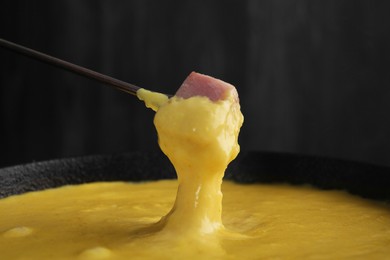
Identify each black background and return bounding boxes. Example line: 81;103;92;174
1;1;390;168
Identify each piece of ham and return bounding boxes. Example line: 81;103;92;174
175;72;239;102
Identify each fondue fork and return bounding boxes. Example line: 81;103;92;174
0;38;167;97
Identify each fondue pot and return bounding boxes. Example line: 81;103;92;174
1;151;389;201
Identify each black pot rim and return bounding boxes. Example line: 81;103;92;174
1;151;389;201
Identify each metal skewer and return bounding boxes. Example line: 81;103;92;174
0;38;144;96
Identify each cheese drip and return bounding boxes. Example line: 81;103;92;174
152;93;243;236
136;88;169;112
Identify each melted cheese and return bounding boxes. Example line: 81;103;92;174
0;87;389;258
1;181;390;259
136;89;169;112
152;92;243;237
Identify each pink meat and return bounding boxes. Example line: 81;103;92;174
175;72;238;102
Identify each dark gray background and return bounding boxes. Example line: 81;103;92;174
1;1;390;168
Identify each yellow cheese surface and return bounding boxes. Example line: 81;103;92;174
0;85;389;259
1;181;390;259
